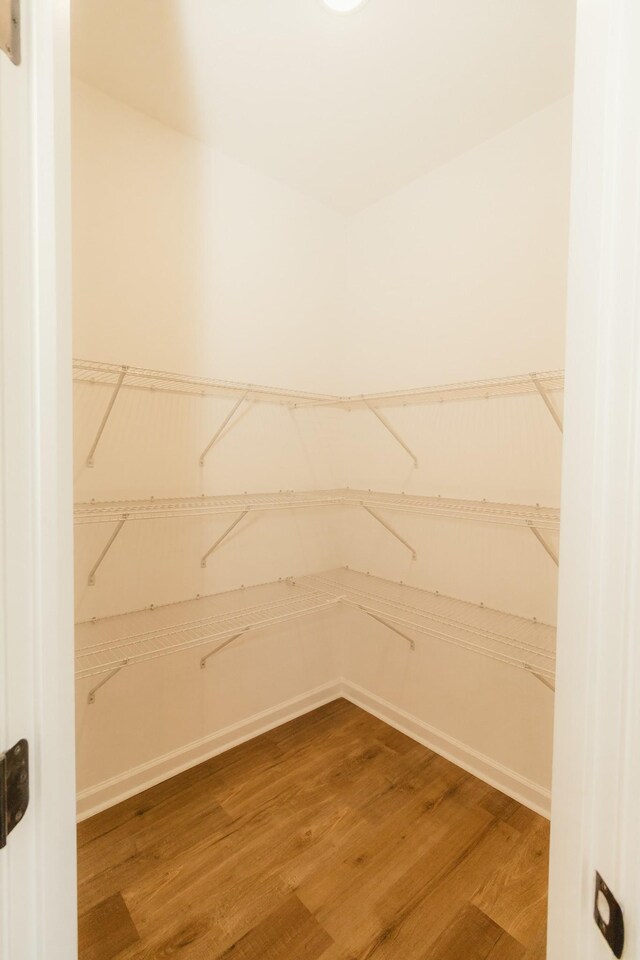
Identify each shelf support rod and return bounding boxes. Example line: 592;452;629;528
200;632;246;668
88;517;127;586
86;365;128;466
201;511;250;568
529;669;556;692
355;606;415;650
528;524;559;567
531;374;563;433
364;401;419;467
200;392;249;466
87;662;127;705
362;505;417;559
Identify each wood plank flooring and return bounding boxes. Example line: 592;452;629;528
77;699;550;960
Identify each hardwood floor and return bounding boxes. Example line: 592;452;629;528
77;699;550;960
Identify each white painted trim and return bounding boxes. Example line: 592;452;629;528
548;1;640;957
0;1;75;958
77;677;551;823
77;681;343;820
342;681;551;818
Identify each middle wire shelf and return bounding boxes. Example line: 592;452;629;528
74;488;560;530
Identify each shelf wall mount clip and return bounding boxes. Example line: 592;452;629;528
531;373;563;434
364;401;419;468
86;365;128;467
88;516;128;586
200;392;249;466
362;505;417;559
200;510;250;568
87;662;128;705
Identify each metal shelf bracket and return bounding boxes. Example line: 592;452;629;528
88;517;127;586
530;670;555;692
86;365;128;467
364;401;419;467
362;505;417;559
356;606;415;650
87;663;127;704
200;392;249;466
528;524;559;567
200;632;246;668
201;511;250;568
0;0;20;65
531;373;563;433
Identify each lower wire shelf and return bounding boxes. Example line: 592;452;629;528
75;580;341;681
299;568;556;685
76;568;556;698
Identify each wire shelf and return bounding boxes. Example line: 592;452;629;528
76;567;555;683
295;370;565;408
342;490;560;531
74;490;346;524
75;581;342;679
74;358;564;409
74;488;559;530
300;569;556;681
73;359;337;406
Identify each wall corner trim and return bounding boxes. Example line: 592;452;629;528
341;680;551;818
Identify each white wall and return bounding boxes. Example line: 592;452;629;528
342;97;571;392
72;80;348;393
337;97;572;797
73;83;570;811
341;605;556;804
72;80;348;800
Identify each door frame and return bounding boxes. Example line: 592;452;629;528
2;0;640;958
0;1;76;958
548;0;640;957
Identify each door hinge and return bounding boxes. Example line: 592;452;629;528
595;872;625;958
0;0;20;65
0;740;29;849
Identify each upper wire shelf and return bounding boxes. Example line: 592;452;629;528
73;359;336;406
293;370;565;408
74;359;564;468
73;359;564;409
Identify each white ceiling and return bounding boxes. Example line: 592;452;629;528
72;0;575;214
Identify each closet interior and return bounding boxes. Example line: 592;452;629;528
72;0;573;868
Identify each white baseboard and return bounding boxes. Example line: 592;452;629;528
341;680;551;819
77;677;551;821
76;680;343;821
